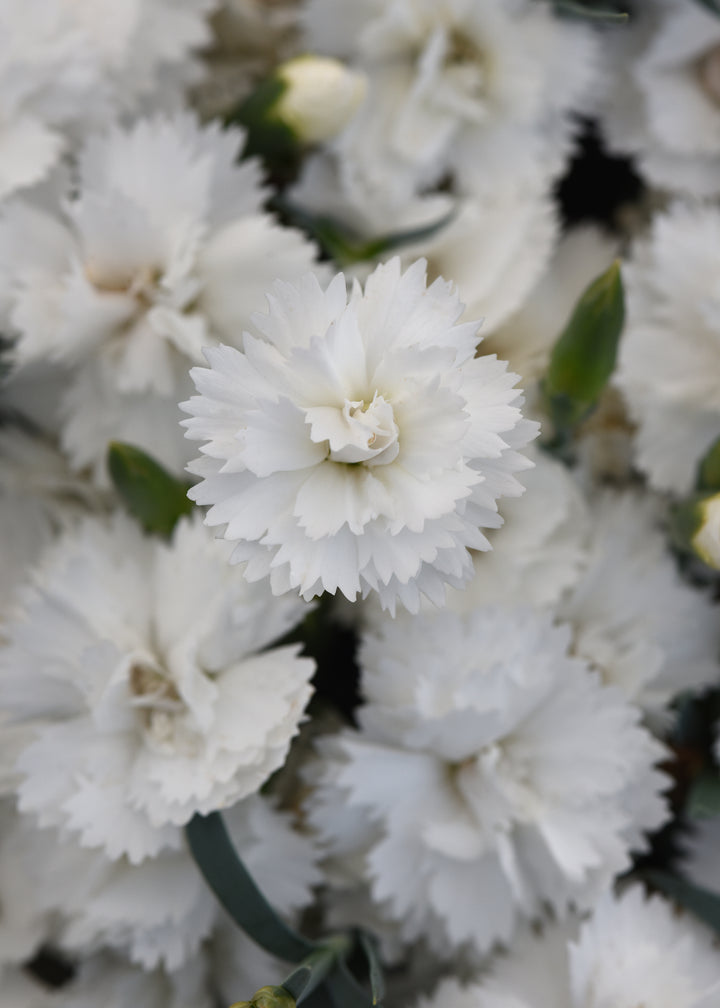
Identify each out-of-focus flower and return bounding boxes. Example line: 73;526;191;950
414;886;720;1008
307;608;669;955
0;113;320;480
443;446;589;611
0;0;218;202
616;201;720;493
601;0;720;198
302;0;598;204
0;513;314;864
0;795;320;971
558;490;719;725
182;258;537;613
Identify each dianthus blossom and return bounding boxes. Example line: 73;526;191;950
414;886;720;1008
0;113;320;479
0;513;314;864
307;608;669;954
182;258;537;613
616;201;720;493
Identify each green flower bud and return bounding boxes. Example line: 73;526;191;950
230;985;297;1008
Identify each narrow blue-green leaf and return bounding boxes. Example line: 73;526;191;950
186;812;316;963
696;436;720;492
358;931;384;1008
644;870;720;935
271;197;452;267
554;0;629;19
688;772;720;818
543;260;625;431
107;442;192;538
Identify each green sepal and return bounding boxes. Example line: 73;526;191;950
542;260;625;434
357;931;385;1008
643;869;720;936
232;987;297;1008
282;937;352;1005
553;0;629;19
688;771;720;818
696;436;720;492
225;76;301;180
107;442;193;538
186;811;317;963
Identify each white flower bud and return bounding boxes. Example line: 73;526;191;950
275;55;366;143
693;493;720;569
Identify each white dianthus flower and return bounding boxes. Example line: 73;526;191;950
303;0;598;202
0;512;314;864
444;446;589;611
0;796;320;971
415;887;720;1008
307;609;669;955
616;201;720;493
0;426;99;618
0;953;214;1008
0;113;320;480
0;0;218;202
601;0;720;198
182;258;538;614
558;490;719;724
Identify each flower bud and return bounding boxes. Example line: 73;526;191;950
692;493;720;569
231;985;297;1008
275;56;367;143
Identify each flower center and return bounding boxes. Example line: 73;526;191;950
306;393;400;465
85;262;162;307
128;660;184;737
697;44;720;107
443;29;487;102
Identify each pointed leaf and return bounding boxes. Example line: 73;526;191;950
107;442;193;538
186;812;316;963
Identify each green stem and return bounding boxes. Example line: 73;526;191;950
185;812;316;963
282;937;352;1005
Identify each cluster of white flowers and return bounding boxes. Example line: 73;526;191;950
1;1;720;1006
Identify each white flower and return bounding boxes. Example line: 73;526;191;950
0;426;99;618
182;258;537;614
443;446;589;612
64;0;218;115
416;887;720;1008
0;795;320;971
557;490;720;724
615;201;720;493
307;608;669;955
600;0;720;197
0;953;214;1008
0;0;218;202
0;512;314;863
0;113;321;480
302;0;598;202
0;0;101;200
